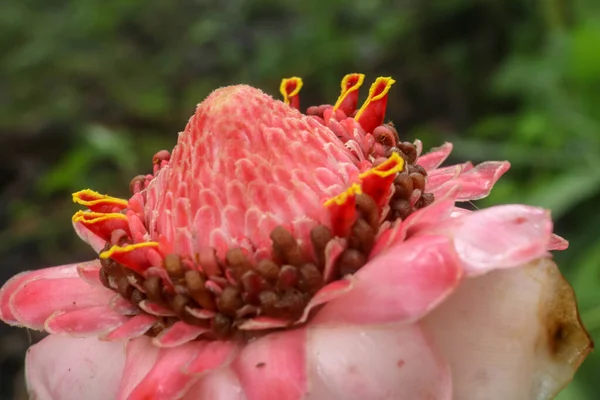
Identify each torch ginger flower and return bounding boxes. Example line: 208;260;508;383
0;74;592;400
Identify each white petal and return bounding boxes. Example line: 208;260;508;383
26;335;126;400
422;258;591;400
305;323;451;399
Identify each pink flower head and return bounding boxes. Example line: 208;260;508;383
0;74;592;399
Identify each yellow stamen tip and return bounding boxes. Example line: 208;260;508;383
333;73;365;111
72;189;128;208
323;184;363;207
72;210;127;224
99;242;159;259
354;76;396;121
280;77;303;105
359;153;405;179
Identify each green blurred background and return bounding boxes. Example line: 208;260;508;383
0;0;599;398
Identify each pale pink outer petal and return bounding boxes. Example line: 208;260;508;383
127;342;201;400
73;220;107;253
44;306;129;336
232;328;306;400
7;268;116;330
427;204;553;276
26;335;126;400
184;368;246;400
422;258;592;400
431;161;510;201
313;235;462;325
117;337;159;400
0;264;81;323
417;142;453;171
548;233;569;251
100;314;156;341
305;323;451;399
76;260;104;286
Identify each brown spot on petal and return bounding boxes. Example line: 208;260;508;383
537;262;593;363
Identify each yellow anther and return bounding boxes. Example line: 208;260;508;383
72;189;128;208
99;242;159;259
323;184;363;207
359;153;405;179
354;77;396;121
72;210;127;224
279;77;303;105
333;73;365;111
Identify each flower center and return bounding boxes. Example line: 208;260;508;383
73;75;434;340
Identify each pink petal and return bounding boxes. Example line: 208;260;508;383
138;300;177;316
9;274;115;329
117;337;160;399
152;321;209;347
314;235;462;325
370;194;458;259
426;163;468;190
233;328;306;400
432;161;510;201
296;279;354;324
305;323;451;399
428;205;553;276
422;258;591;399
101;313;156;341
73;220;107;253
1;264;81;323
45;306;129;336
184;368;246;400
184;340;239;375
128;342;201;400
323;238;346;282
417;142;453;170
110;294;140;315
26;335;126;400
75;260;104;286
237;316;291;330
548;233;569;251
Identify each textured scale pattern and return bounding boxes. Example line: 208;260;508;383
144;86;362;260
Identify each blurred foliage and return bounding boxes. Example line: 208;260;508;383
0;0;599;398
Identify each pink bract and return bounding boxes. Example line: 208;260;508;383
0;74;592;400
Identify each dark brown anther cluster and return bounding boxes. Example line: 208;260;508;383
377;124;434;221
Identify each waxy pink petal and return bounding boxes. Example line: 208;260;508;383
9;275;115;329
431;161;510;201
26;335;126;400
233;329;307;400
305;323;452;399
417;142;453;170
428;204;553;276
314;235;462;325
45;306;129;336
0;264;80;323
128;342;200;400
